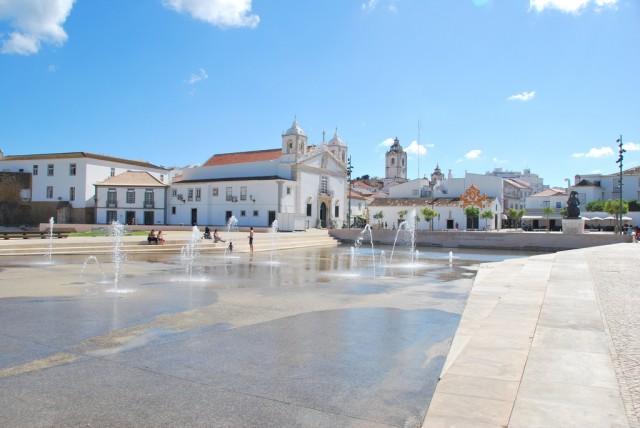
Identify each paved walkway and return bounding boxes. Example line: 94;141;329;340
424;242;640;427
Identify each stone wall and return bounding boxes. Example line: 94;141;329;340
329;229;633;252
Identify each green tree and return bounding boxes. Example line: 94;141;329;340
542;206;554;232
586;200;606;212
604;199;628;215
373;211;384;228
421;207;438;231
465;206;480;229
480;210;494;230
629;200;640;212
397;209;408;219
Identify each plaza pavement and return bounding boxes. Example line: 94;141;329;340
423;242;640;428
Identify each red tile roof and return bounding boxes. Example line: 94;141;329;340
203;149;281;166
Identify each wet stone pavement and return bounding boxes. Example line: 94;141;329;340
0;245;532;427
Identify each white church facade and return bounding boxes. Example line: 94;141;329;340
169;120;349;231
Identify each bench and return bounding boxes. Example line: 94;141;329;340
2;231;69;240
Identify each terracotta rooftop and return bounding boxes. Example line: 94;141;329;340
529;187;566;198
203;149;282;167
95;171;167;187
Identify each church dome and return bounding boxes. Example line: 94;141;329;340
388;137;403;153
283;118;307;137
328;129;346;146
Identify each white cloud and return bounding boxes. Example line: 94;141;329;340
623;142;640;151
492;157;509;164
162;0;259;29
361;0;379;11
508;91;536;102
571;147;614;158
0;0;75;55
457;149;483;162
405;140;427;156
185;68;208;84
529;0;618;13
465;149;482;160
376;138;395;150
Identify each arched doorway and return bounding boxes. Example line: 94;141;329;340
320;202;327;228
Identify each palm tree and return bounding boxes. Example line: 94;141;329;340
542;206;554;233
421;207;438;231
480;210;494;230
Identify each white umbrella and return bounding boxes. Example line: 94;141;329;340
622;216;633;221
589;216;603;221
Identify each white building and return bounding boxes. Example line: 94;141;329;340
0;151;168;224
168;120;349;231
383;137;408;187
575;166;640;204
94;171;168;225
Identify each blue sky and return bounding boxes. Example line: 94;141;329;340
1;0;638;188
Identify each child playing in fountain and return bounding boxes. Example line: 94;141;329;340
214;229;226;243
157;230;165;245
228;241;233;252
147;229;158;244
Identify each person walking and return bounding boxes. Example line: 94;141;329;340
248;227;254;252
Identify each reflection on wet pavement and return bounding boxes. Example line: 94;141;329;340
0;244;536;427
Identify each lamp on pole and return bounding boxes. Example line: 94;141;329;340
616;135;625;235
347;156;353;229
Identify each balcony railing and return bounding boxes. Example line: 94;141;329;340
319;188;334;197
144;202;154;208
106;200;117;208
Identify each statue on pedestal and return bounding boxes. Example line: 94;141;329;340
566;191;581;219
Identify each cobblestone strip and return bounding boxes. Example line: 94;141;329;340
588;244;640;428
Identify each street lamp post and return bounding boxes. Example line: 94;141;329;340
347;156;353;229
616;135;625;235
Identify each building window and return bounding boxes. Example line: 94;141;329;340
171;206;176;215
144;189;154;208
335;205;339;217
106;211;117;224
320;176;328;194
253;210;259;216
187;188;193;201
286;186;291;195
555;202;561;209
110;168;115;177
241;210;246;216
160;174;164;182
172;188;177;197
212;187;218;197
107;188;117;207
391;158;395;166
47;164;54;176
226;187;233;201
240;187;247;201
195;188;201;201
69;187;76;201
307;204;312;216
69;163;76;176
126;189;135;204
33;165;38;175
46;186;53;199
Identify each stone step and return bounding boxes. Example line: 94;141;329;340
0;232;339;256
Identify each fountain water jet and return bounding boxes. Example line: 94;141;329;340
389;209;417;264
353;224;376;277
44;216;55;261
270;220;279;263
181;226;202;279
80;255;109;283
107;221;128;292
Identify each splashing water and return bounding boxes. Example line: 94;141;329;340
270;220;279;263
108;221;127;292
181;226;202;279
389;209;417;264
80;255;108;283
353;224;376;277
45;217;54;261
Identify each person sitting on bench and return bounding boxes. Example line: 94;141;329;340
148;229;158;244
213;229;226;243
